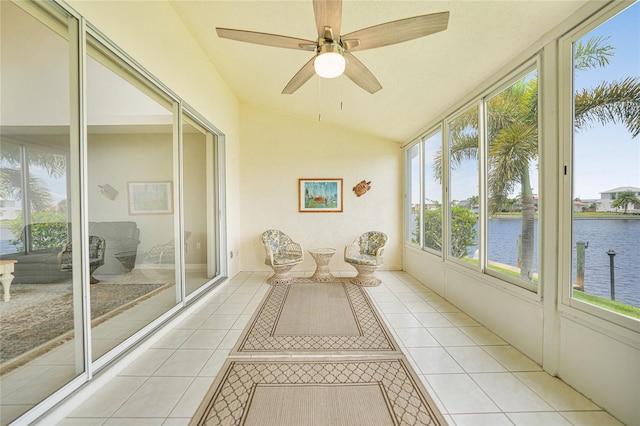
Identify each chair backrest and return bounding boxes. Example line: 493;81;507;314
261;229;292;257
357;231;387;256
88;235;106;260
61;235;106;259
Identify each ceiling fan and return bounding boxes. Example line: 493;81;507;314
216;0;449;94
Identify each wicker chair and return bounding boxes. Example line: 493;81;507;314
261;229;304;285
58;235;106;284
344;231;387;286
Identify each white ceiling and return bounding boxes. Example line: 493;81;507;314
169;0;591;143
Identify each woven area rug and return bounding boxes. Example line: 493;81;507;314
190;356;446;426
230;278;400;356
0;282;171;366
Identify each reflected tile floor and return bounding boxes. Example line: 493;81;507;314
51;271;623;426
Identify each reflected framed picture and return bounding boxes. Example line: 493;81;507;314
128;181;173;215
299;178;343;213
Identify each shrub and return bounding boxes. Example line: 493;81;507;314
7;211;68;251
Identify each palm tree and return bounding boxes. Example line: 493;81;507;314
612;190;640;214
441;36;640;282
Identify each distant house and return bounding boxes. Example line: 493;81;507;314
599;186;640;212
573;199;588;213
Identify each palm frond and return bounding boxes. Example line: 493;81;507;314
574;36;614;71
575;77;640;137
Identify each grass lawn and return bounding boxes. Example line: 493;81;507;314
573;291;640;319
461;257;639;319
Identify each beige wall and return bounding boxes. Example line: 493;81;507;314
239;104;402;273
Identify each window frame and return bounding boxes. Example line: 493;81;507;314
559;1;640;332
482;61;541;292
421;126;445;257
404;140;422;247
404;58;543;295
444;101;481;270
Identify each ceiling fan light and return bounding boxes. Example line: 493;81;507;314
314;51;345;78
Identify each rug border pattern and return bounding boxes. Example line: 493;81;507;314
190;356;446;426
231;279;401;355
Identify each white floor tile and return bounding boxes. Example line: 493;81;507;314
459;326;507;345
375;301;410;314
111;377;193;418
104;418;164;425
120;349;175;376
446;346;507;373
425;374;500;414
427;327;475;346
67;376;147;418
213;302;248;315
199;350;230;377
450;413;514;425
153;349;213;377
393;327;440;347
383;313;424;328
231;314;252;329
514;372;600;411
470;372;553;412
57;418;108;425
168;377;213;418
199;314;239;329
401;300;437;313
150;329;196;349
559;410;626;425
441;312;480;326
506;411;572;425
406;347;464;374
179;329;228;350
217;329;243;350
481;345;541;372
414;312;454;328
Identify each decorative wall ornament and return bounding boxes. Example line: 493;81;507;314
98;184;119;200
353;180;371;197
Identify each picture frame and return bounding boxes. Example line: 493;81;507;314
298;178;343;213
128;181;173;215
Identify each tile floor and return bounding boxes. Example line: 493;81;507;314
47;270;623;425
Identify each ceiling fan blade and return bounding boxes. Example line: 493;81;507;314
342;11;449;52
343;52;382;94
282;57;316;94
313;0;342;39
216;28;316;50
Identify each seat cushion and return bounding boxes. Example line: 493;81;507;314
272;254;302;266
345;253;379;266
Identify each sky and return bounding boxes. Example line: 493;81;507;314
573;2;640;200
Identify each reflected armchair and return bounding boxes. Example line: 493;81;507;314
344;231;387;287
261;229;304;285
142;232;192;265
58;235;106;284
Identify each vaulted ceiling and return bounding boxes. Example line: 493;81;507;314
169;0;593;142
